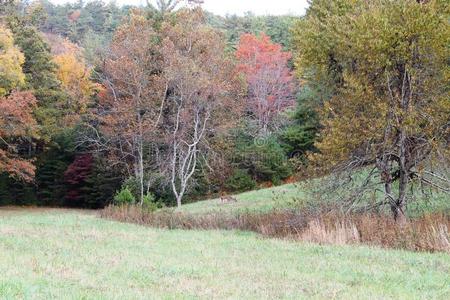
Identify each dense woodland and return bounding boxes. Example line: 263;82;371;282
0;0;448;221
0;0;310;208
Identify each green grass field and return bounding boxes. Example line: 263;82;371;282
1;209;449;299
178;183;302;214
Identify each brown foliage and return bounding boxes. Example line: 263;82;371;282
101;206;450;253
160;8;242;207
86;12;166;203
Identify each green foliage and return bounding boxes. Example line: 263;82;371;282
119;177;140;200
233;131;292;184
35;147;72;206
0;174;13;205
225;169;256;193
280;84;325;156
83;158;123;208
35;129;76;206
207;12;296;50
40;0;129;44
146;174;177;207
185;170;215;203
0;26;25;96
8;21;67;140
80;30;109;64
114;186;136;206
292;0;450;217
142;193;156;206
0;136;123;209
142;192;165;212
10;24;58;90
0;174;37;206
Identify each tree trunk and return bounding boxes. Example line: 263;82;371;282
175;183;186;208
138;151;144;205
396;137;409;225
395;67;409;225
384;178;407;224
391;202;407;225
137;111;145;206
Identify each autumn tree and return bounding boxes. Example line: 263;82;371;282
236;33;294;136
161;9;240;207
7;17;67;140
0;91;37;182
64;153;94;207
86;12;165;204
0;26;25;96
51;37;97;125
0;26;37;181
293;0;450;222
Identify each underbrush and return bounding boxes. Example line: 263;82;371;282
100;205;450;253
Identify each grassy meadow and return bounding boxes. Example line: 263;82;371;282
179;181;450;217
0;209;449;299
178;183;302;215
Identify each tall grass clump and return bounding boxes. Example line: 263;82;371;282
100;205;450;253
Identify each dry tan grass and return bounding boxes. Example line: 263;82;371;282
101;205;450;253
299;219;360;245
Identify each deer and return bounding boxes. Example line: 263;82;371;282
219;194;237;204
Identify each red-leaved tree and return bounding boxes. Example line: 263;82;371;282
64;154;94;206
236;33;294;135
0;91;37;181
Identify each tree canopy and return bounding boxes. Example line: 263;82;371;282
292;0;450;221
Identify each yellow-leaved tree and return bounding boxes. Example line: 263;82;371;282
0;26;25;96
50;37;97;125
293;0;449;222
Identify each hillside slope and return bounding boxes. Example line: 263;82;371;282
178;184;302;214
179;182;450;216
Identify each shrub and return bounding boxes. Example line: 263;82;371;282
225;169;256;192
121;174;177;207
142;193;165;212
121;177;140;198
142;193;155;205
113;186;136;205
